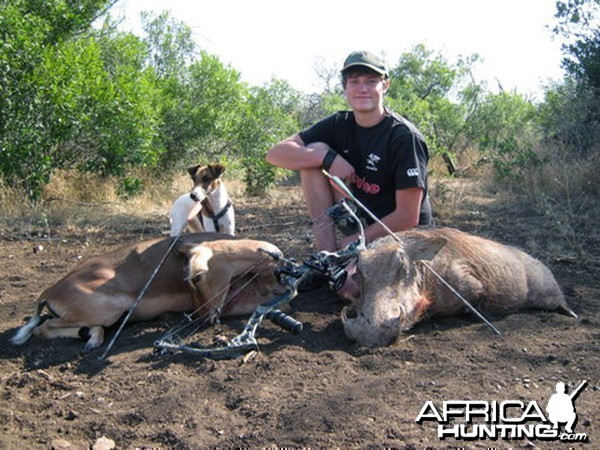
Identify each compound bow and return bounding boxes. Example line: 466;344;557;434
154;199;366;360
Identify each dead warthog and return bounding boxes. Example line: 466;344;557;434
342;228;577;347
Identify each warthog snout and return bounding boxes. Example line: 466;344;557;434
341;303;403;347
340;241;425;347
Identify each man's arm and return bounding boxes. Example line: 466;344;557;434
339;187;423;248
266;135;356;252
266;134;325;170
266;135;355;180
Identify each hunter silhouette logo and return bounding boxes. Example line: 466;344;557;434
546;380;586;433
415;380;589;442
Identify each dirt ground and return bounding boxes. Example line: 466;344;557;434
0;180;598;449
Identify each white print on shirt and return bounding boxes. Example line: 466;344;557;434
366;153;381;171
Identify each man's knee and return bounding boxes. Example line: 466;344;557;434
299;143;334;190
300;167;329;187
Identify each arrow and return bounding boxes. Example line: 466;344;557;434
321;169;502;337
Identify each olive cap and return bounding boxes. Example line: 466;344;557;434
341;51;388;77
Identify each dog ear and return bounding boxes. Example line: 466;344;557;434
209;164;226;178
187;165;200;178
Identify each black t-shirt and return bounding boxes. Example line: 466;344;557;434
299;110;433;225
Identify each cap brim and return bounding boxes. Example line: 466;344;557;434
341;62;388;76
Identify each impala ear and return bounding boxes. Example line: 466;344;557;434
179;244;214;280
175;241;192;256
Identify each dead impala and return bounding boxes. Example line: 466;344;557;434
12;233;282;352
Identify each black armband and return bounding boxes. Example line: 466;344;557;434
321;149;337;171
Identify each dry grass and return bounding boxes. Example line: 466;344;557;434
1;151;597;264
0;170;181;238
0;169;308;242
525;145;600;262
429;146;600;265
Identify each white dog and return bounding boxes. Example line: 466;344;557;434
170;164;235;236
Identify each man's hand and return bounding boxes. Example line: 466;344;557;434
327;153;355;184
336;264;360;302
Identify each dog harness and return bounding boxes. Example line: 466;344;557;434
200;199;232;232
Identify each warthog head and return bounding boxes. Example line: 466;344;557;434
341;235;446;347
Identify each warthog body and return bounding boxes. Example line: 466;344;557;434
342;227;577;347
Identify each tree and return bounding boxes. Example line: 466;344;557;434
157;52;246;167
141;11;196;80
467;92;541;181
231;79;301;196
553;0;600;89
544;0;600;160
313;57;341;95
386;45;484;175
0;0;121;199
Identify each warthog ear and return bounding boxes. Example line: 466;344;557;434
406;237;447;262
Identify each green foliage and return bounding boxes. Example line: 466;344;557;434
0;3;305;199
467;92;542;181
8;0;116;45
386;45;485;174
320;92;349;116
1;3;595;203
553;0;600;89
29;27;160;178
0;0;120;199
232;80;302;196
388;44;458;101
157;52;245;167
141;10;196;80
545;1;600;160
118;176;144;198
539;79;600;155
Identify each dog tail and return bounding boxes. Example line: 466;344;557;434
11;300;46;345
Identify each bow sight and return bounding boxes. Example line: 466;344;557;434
154;199;366;360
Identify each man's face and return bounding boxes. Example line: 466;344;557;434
343;71;388;114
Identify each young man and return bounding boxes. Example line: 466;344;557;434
266;50;433;256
